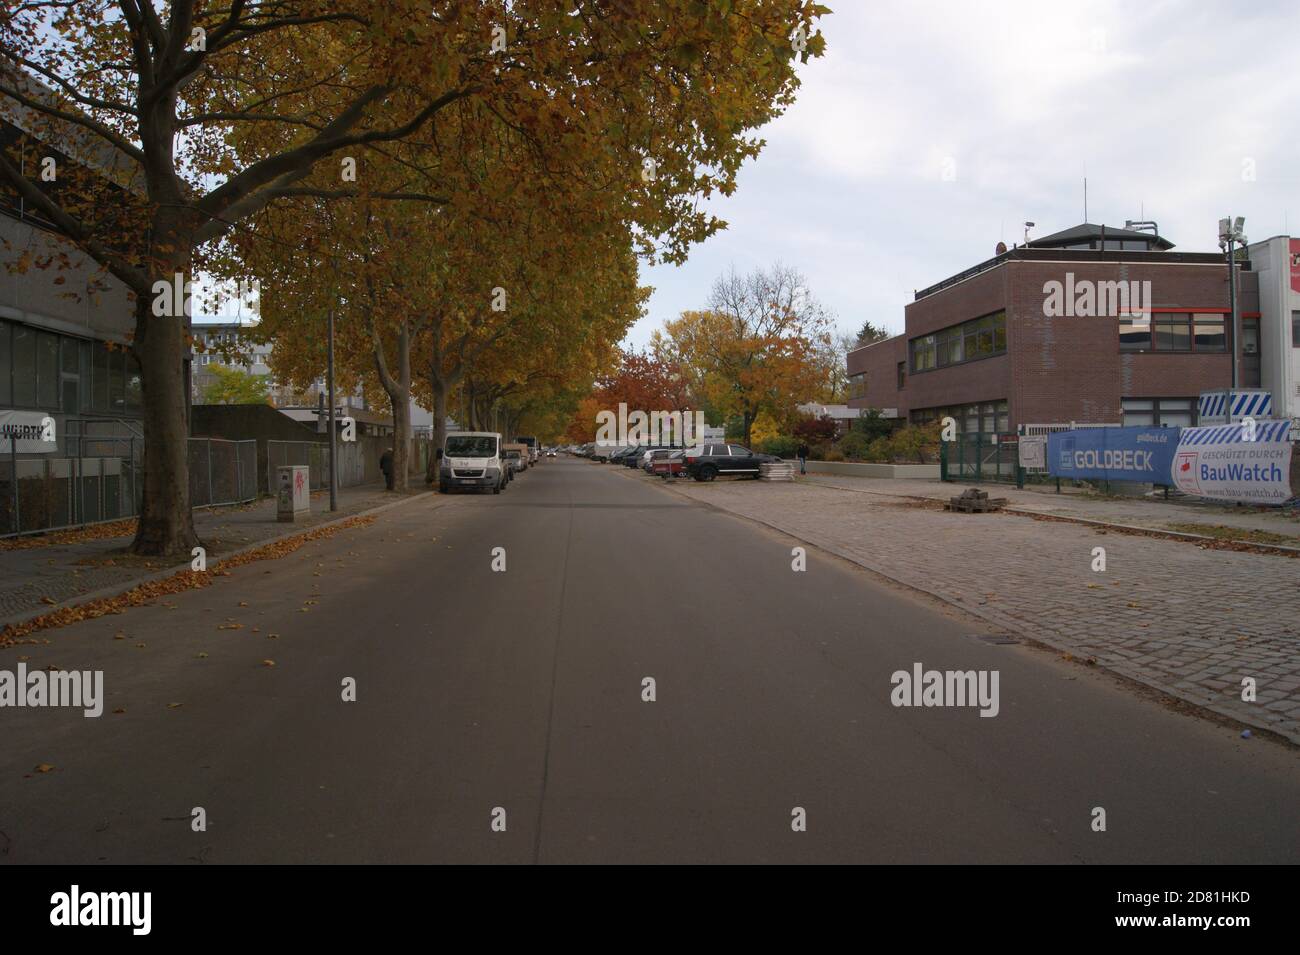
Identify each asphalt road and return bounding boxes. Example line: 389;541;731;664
2;457;1298;863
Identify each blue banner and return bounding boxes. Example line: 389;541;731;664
1047;426;1180;483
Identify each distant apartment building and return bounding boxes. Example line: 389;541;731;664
190;321;274;401
846;222;1297;434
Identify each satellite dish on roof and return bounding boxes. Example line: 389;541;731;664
995;241;1008;255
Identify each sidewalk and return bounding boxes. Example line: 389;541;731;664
799;474;1300;544
0;484;427;629
651;473;1300;743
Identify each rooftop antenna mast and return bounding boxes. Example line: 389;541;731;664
1083;178;1087;222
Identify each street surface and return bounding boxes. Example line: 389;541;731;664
3;458;1297;863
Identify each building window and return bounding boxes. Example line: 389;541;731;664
897;361;905;389
911;333;936;372
848;372;866;400
1154;313;1191;351
1292;311;1300;348
110;349;126;413
910;310;1005;373
1122;397;1194;428
12;324;36;406
1123;312;1231;353
93;341;110;412
910;399;1008;433
60;336;80;414
36;331;60;409
1119;315;1151;351
1191;313;1226;352
125;352;143;414
78;340;92;412
0;321;9;406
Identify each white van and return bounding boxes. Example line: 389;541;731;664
437;432;506;494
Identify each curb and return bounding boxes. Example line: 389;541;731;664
0;491;441;634
629;468;1299;747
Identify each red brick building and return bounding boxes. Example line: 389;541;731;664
847;224;1262;434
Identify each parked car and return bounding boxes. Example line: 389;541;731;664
633;446;668;470
502;447;527;476
644;448;678;474
503;442;531;472
657;449;688;478
607;446;638;464
438;431;506;494
684;443;776;481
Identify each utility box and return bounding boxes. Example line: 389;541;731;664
277;465;310;522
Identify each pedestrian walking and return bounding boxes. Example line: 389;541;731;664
796;442;810;475
380;447;395;491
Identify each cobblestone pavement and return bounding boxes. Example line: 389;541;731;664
648;472;1300;743
0;485;423;624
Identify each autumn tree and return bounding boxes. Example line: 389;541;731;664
655;263;833;444
200;364;270;405
0;0;827;553
563;346;691;442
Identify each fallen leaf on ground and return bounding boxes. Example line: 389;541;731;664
0;516;375;648
34;764;54;773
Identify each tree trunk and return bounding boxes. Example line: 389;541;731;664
742;409;754;447
390;393;410;492
393;324;411;490
130;282;199;556
373;321;411;492
428;374;449;485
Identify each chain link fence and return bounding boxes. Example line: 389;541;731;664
266;440;331;492
2;424;256;538
188;437;258;508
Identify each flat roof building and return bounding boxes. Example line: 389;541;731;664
845;222;1298;435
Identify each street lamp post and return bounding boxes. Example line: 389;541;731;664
1218;217;1247;424
327;306;338;512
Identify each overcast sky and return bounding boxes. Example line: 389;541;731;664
628;0;1299;348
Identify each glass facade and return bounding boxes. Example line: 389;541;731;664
0;319;141;417
911;399;1009;434
1121;397;1194;428
909;310;1006;373
1119;312;1228;353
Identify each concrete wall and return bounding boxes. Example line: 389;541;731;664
1247;236;1299;424
190;404;428;492
0;214;134;343
803;460;940;479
